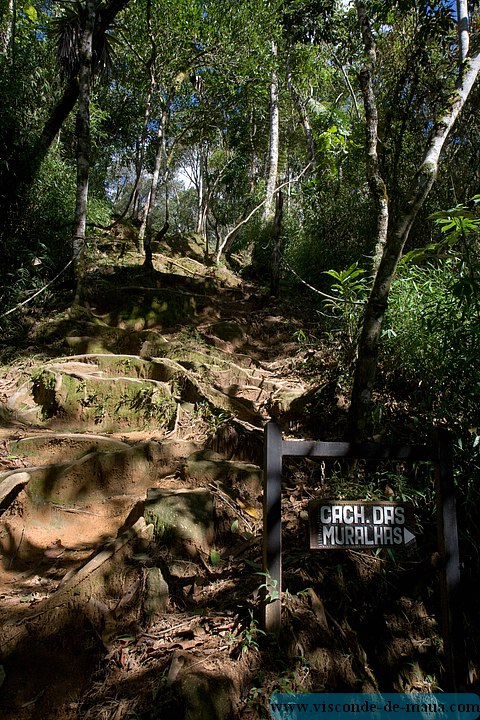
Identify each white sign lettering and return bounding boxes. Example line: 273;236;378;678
310;501;416;550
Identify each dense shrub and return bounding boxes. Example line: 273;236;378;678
383;261;480;428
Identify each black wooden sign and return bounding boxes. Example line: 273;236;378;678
262;421;466;691
309;500;416;550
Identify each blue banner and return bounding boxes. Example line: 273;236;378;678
270;693;480;720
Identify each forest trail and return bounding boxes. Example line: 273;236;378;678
0;233;333;719
0;233;320;553
0;233;442;719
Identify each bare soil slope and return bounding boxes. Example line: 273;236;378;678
0;236;448;719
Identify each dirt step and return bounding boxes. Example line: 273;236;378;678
0;439;201;552
91;286;217;330
0;444;262;566
8;364;177;432
6;434;198;470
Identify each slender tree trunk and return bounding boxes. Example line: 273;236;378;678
117;0;156;224
457;0;469;63
263;40;280;224
140;106;168;269
347;47;480;440
196;143;208;241
286;53;315;176
120;75;155;223
356;1;389;272
1;0;14;55
270;189;284;296
72;0;95;304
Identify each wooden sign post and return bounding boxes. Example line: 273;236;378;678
262;421;466;691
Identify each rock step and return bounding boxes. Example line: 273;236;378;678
6;434;199;469
0;448;261;559
91;287;216;330
6;354;274;430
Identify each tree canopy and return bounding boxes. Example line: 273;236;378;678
1;0;479;440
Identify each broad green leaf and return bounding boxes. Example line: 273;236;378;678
210;549;222;566
23;4;37;21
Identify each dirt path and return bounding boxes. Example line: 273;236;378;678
0;241;445;719
0;244;334;719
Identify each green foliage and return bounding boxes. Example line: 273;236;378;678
324;263;367;300
384;197;480;429
0;147;76;332
383;197;480;592
402;196;480;266
228;610;265;656
283;170;375;290
194;400;231;431
322;263;368;342
256;570;280;603
209;548;222;566
384;261;479;419
87;196;113;227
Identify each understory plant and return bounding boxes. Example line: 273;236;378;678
379;198;480;631
382;196;480;430
322;262;369;343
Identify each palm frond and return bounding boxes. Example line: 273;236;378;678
49;0;121;79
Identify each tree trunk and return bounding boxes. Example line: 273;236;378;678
140;106;168;269
347;47;480;440
0;0;130;231
72;0;95;304
285;53;315;176
117;0;156;224
356;1;388;272
196;142;208;242
263;40;280;224
457;0;469;63
1;0;14;55
270;189;284;296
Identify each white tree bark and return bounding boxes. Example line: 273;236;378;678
196;143;207;240
263;40;280;224
348;35;480;438
139;105;171;269
457;0;469;63
1;0;14;55
356;0;389;272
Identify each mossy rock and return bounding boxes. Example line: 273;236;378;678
93;288;206;329
30;367;176;431
49;355;181;383
34;311;168;355
159;233;206;262
0;402;13;425
66;327;169;356
180;376;261;426
177;671;236;720
143;567;169;622
144;488;214;555
183;451;262;497
206;321;245;345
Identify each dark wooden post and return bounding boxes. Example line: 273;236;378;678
263;421;283;634
435;428;467;691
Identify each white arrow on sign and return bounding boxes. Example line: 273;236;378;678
404;527;416;545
